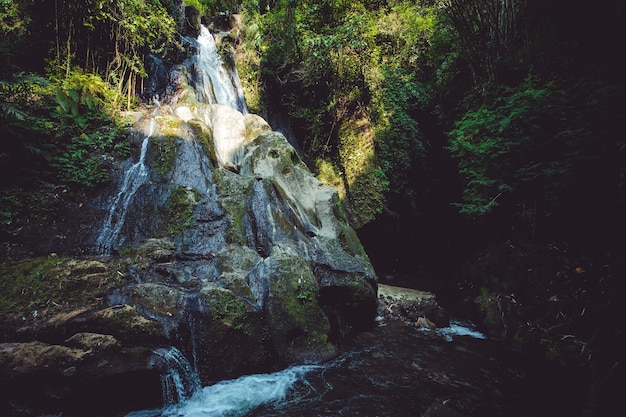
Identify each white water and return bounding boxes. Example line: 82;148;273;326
126;365;317;417
96;26;247;255
435;319;487;341
196;26;247;114
152;347;203;406
96;119;156;254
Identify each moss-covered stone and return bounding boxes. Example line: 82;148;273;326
161;186;200;237
188;119;217;167
203;285;255;335
218;272;255;300
91;304;163;341
243;113;271;143
216;245;261;301
125;283;185;320
0;256;127;320
147;134;180;179
212;168;252;245
336;213;368;258
265;247;336;363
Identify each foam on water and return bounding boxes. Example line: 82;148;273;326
436;319;487;341
127;365;318;417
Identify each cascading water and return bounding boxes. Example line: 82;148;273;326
96;24;246;256
96;118;156;255
150;347;202;406
127;364;318;417
126;321;492;417
194;25;247;113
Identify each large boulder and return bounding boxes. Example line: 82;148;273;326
377;284;450;328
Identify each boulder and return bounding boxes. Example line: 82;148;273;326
377;284;449;328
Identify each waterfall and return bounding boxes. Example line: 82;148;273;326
96;119;155;255
95;24;248;255
183;293;205;372
195;25;247;114
150;346;202;406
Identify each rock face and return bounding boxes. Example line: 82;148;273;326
0;25;378;416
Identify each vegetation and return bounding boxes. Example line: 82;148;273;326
0;255;127;319
1;0;176;243
236;1;623;412
162;186;200;237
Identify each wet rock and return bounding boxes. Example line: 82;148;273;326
64;332;120;352
184;6;202;38
263;245;337;364
377;283;450;328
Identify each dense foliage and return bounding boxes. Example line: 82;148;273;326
235;0;625;243
1;0;178;238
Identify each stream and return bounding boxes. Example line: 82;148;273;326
111;316;562;417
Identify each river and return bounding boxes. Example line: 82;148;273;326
93;313;580;417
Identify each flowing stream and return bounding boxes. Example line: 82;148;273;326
120;320;533;417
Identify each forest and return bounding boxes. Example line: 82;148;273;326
1;0;624;415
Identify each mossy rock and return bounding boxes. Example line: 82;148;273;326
217;244;262;274
240;131;309;178
161;186;200;237
91;304;164;342
264;246;336;363
147;135;180;179
125;283;186;321
218;272;255;300
188;119;217;167
243;113;271;143
202;284;257;335
336;217;368;258
134;238;177;260
0;256;128;322
212;168;253;245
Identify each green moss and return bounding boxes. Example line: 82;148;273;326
158;116;185;137
117;246;137;258
337;220;368;258
205;288;253;334
212;168;250;245
94;304;163;339
316;159;346;201
267;252;333;355
147;135;179;179
0;256;127;318
474;287;503;330
175;85;200;107
219;272;255;300
335;117;388;227
162;186;199;237
188;120;217;166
